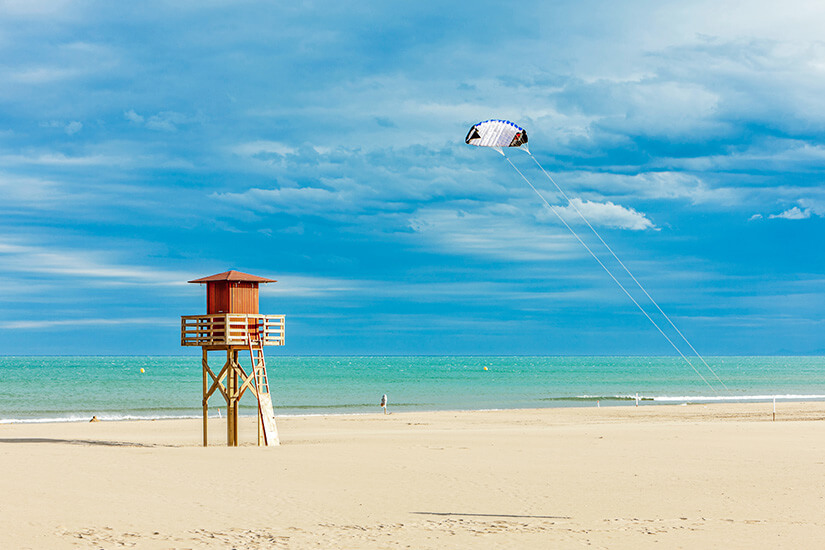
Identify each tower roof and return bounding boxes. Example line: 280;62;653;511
188;270;276;284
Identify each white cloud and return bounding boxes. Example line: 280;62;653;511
0;317;177;330
0;238;190;286
0;145;195;172
409;206;580;261
556;170;739;205
0;173;64;206
770;206;811;220
213;186;354;215
798;197;825;216
64;121;82;135
262;271;602;304
8;66;80;83
260;274;364;297
766;198;825;220
0;152;126;167
145;111;190;132
124;109;144;124
231;140;298;157
122;109;194;132
663;140;825;174
0;0;73;16
599;81;724;139
543;198;656;231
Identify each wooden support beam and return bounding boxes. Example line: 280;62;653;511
232;351;240;446
226;350;239;446
226;350;233;446
237;365;259;400
204;358;230;401
202;348;208;447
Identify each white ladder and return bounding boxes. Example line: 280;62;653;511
248;334;280;446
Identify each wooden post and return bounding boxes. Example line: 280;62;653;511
234;351;240;446
233;350;240;446
226;350;235;446
202;348;208;447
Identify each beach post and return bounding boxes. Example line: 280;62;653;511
181;270;285;447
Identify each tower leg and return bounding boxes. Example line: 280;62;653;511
233;350;240;446
202;349;208;447
226;350;235;446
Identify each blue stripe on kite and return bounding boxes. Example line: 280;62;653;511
474;119;526;133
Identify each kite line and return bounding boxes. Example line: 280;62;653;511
466;119;726;391
525;152;727;390
499;150;720;393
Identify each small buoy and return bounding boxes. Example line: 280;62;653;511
140;368;145;373
483;366;488;371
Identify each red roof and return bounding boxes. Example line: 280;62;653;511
188;270;276;284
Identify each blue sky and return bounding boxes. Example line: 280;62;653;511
1;1;823;355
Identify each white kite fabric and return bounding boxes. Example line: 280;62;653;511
465;119;528;149
465;119;726;392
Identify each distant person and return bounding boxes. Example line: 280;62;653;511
380;394;388;415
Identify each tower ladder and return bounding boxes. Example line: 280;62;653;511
248;331;280;446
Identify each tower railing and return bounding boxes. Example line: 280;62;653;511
181;314;285;347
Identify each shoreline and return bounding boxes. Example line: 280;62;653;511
4;395;825;425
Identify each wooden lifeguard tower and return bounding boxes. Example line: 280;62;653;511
181;270;285;447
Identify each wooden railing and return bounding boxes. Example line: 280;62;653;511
181;314;285;347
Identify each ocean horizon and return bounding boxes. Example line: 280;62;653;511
1;355;824;423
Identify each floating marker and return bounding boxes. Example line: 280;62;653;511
483;366;488;371
140;368;145;373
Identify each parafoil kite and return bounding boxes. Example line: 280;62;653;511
465;119;528;149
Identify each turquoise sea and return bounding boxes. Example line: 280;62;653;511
1;355;824;423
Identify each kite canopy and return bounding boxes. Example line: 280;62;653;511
465;119;528;149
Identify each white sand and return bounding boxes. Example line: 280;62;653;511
2;402;825;548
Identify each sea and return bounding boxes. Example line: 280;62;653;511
1;355;824;423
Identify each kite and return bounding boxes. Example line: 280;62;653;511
465;119;528;149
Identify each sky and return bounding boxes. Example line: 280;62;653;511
1;0;824;355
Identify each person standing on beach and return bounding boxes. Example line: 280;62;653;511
380;394;388;415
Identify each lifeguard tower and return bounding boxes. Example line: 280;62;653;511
180;270;285;447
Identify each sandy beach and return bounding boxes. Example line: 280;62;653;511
2;402;825;549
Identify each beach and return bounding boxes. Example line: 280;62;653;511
2;402;825;549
